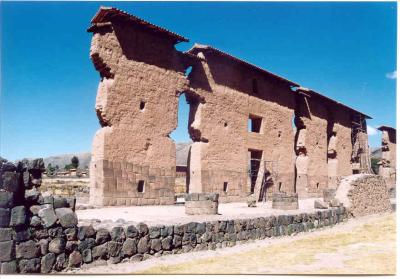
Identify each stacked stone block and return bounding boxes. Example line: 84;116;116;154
272;192;299;210
185;193;219;215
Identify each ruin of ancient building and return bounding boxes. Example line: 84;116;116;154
87;7;372;206
377;126;396;187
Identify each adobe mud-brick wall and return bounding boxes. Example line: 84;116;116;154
272;192;299;210
378;126;396;188
88;7;372;204
88;8;190;206
187;45;297;202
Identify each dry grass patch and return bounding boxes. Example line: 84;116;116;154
139;214;396;274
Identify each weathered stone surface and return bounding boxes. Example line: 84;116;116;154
16;240;40;259
149;226;161;239
110;226;125;242
0;191;14;208
19;258;41;273
92;243;108;260
137;223;149;237
53;196;68;209
172;235;182;247
38;207;58;228
1;261;17;274
49;238;66;254
247;194;257;207
55;208;77;228
10;206;26;227
82;248;92;263
30;216;41;227
0;228;13;241
0;240;15;261
1;172;19;192
0;208;10;227
121;238;137;257
150;238;162;252
125;225;139;238
68;251;82;268
65;227;77;241
53;253;68;271
314;200;329;209
130;254;143;262
160;225;174;237
29;205;41;215
41;253;56;273
161;236;173;250
66;241;78;253
137;236;150;254
95;228;110;244
48;227;63;238
25;188;40;203
78;225;96;240
329;198;341;207
108;241;122;257
14;228;31;242
39;239;49;255
78;238;96;252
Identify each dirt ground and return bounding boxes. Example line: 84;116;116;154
72;212;396;275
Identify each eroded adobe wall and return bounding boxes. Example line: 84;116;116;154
379;129;396;187
187;52;296;202
89;22;188;206
294;96;329;198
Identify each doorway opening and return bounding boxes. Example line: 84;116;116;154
248;149;263;194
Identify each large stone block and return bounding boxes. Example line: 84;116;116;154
0;228;13;241
272;192;299;210
38;207;57;228
0;240;15;261
78;225;96;240
1;261;17;274
41;253;56;273
95;228;110;244
55;208;77;228
10;206;26;227
0;172;19;193
19;258;41;273
49;238;66;254
16;240;40;259
0;191;14;208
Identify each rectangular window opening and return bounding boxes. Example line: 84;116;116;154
137;180;145;193
248;114;263;133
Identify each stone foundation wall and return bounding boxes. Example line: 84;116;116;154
185;193;219;215
1;158;352;274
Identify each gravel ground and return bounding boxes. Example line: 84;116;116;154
77;198;324;226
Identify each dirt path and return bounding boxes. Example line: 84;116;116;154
71;212;396;275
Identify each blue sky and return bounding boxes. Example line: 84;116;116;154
0;1;396;161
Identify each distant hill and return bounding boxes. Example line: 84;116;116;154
40;142;192;170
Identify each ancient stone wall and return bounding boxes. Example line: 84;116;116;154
185;193;219;215
0;157;351;274
378;126;396;188
335;174;392;217
88;11;189;206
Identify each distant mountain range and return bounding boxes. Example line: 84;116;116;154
31;142;382;170
41;142;192;169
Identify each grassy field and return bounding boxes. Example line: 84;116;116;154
138;213;396;275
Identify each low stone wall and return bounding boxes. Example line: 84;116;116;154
335;174;392;217
323;189;336;203
185;193;219;215
1;158;351;274
272;193;299;210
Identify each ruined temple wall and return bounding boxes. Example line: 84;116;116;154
188;54;296;202
296;97;329;197
331;108;353;178
89;23;188;206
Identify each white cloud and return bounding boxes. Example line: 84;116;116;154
386;70;397;79
367;125;378;136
